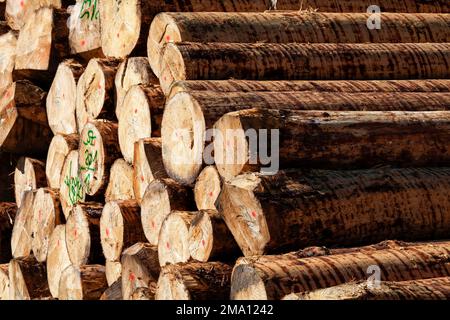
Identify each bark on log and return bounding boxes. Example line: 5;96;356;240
30;188;64;262
0;81;52;156
45;134;79;189
59;150;84;218
14;157;46;207
105;260;121;286
167;79;450;100
214;109;450;180
10;190;35;258
194;166;221;211
115;57;158;120
78;120;121;197
75;58;121;131
58;264;107;300
159;42;450;94
67;0;103;59
13;7;70;88
0;263;8;300
46;60;84;135
105;158;135;202
141;178;194;245
118;84;165;162
188;210;240;262
0;202;16;263
0;24;17;95
162;90;450;184
149;12;450;76
46;224;71;298
9;255;50;300
132;287;153;300
121;242;160;300
283;277;450;300
158;211;198;267
230;241;450;300
0;152;17;202
133;138;168;204
155;261;232;300
100;200;146;262
66;202;103;266
218;168;450;257
99;278;122;300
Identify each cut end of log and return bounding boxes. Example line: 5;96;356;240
0;264;9;300
155;265;190;300
46;134;78;189
188;211;214;262
159;43;186;94
105;158;135;202
161;92;205;185
47;224;71;298
14;157;45;207
59;264;107;300
140;179;172;245
66;205;94;266
105;260;122;286
9;256;49;300
230;263;267;300
194;166;221;210
59;150;84;218
10;190;36;258
100;201;124;262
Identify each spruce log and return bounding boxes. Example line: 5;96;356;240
75;58;121;131
99;278;122;300
132;287;153;300
0;24;17;94
0;81;52;155
0;263;8;300
78;120;121;196
118;84;165;162
105;158;135;202
141;178;194;245
167;79;450;100
283;277;450;300
100;200;146;262
194;166;221;210
67;0;103;59
218;168;450;257
30;188;64;262
155;261;232;300
188;210;240;262
46;224;71;298
105;260;121;286
13;7;70;87
121;242;159;300
149;12;450;76
66;202;103;266
58;264;107;300
214;109;450;180
133;138;168;204
158;211;198;266
115;57;158;120
59;150;84;218
162;90;450;184
10;190;35;258
9;255;50;300
230;241;450;300
159;42;450;94
0;152;17;202
14;157;46;208
0;202;16;263
45;134;79;188
46;60;84;135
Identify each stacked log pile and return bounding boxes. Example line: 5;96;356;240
0;0;449;300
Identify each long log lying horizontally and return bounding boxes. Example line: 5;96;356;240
230;241;450;300
0;202;16;263
46;224;71;298
214;109;450;180
14;157;46;207
162;90;450;184
1;81;52;155
283;277;450;300
58;265;107;300
156;261;232;300
105;159;135;202
149;12;450;76
141;178;194;246
218;168;450;257
159;42;450;94
46;60;84;135
118;84;165;162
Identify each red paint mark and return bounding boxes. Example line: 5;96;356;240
163;76;166;81
81;40;86;46
129;272;135;282
116;33;120;38
165;35;170;42
74;228;77;237
208;191;213;197
251;211;257;218
20;1;24;8
151;221;155;229
166;242;170;250
140;175;144;182
106;228;110;237
97;84;102;90
201;239;205;247
57;240;60;247
38;210;42;222
134;109;137;114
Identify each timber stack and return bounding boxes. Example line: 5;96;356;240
0;0;449;300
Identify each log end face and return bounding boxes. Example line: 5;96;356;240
46;135;70;189
158;212;191;267
47;224;71;298
194;165;221;210
159;43;186;94
8;258;30;300
230;263;267;300
59;150;83;219
188;211;213;262
66;205;91;267
58;265;82;300
100;201;124;262
155;266;190;300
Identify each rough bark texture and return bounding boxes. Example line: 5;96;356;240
284;277;450;300
9;255;50;300
159;42;450;94
230;241;450;300
156;261;232;300
0;202;16;263
99;278;122;300
105;158;135;202
218;168;450;257
0;152;17;202
58;264;107;300
1;81;52;156
14;156;46;208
